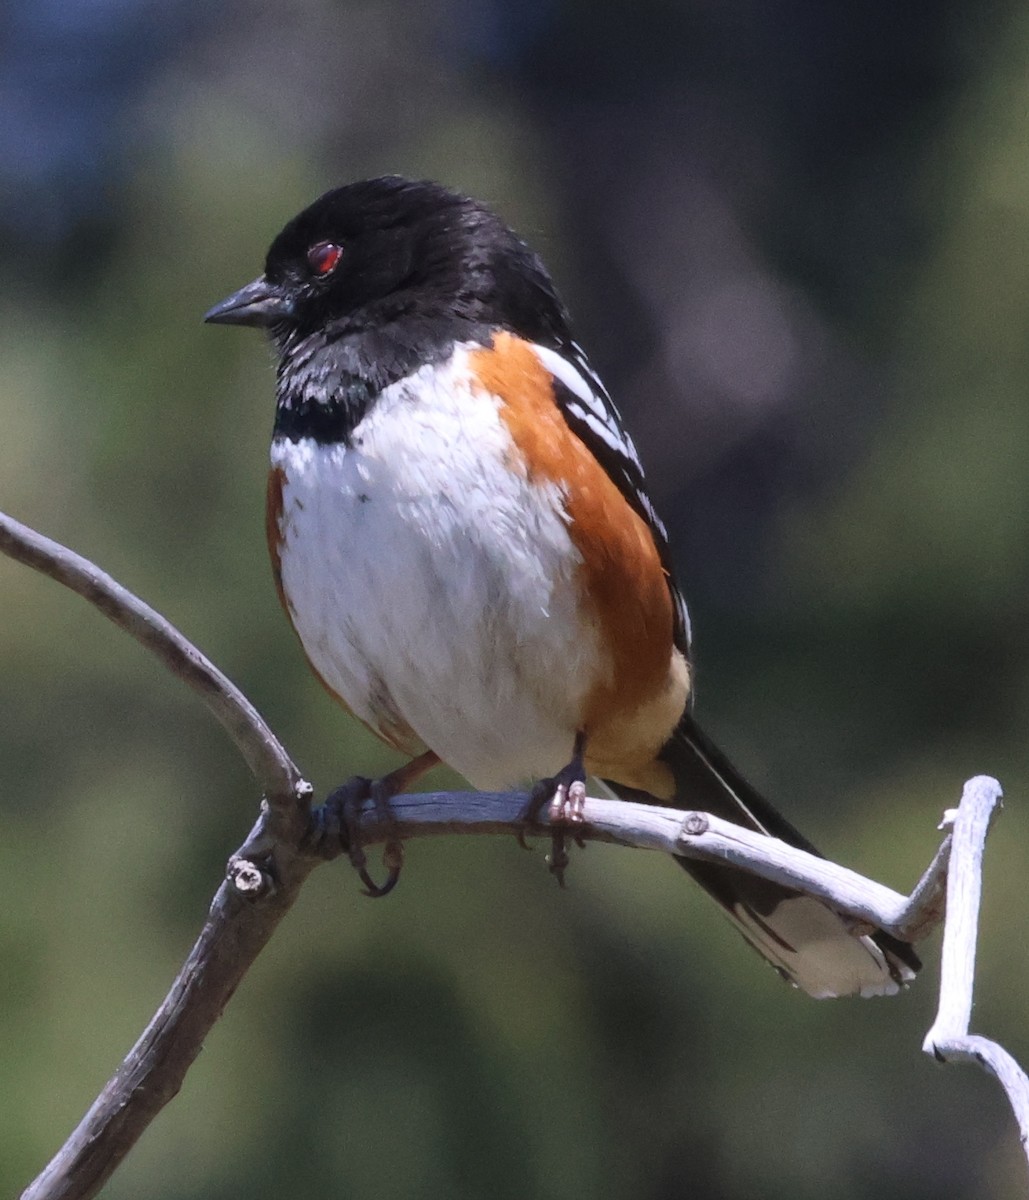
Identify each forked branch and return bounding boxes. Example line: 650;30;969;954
2;508;1025;1200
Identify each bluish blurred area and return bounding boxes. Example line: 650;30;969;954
0;0;204;244
3;2;1028;1197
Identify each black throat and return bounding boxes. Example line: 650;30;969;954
272;315;496;444
264;179;576;444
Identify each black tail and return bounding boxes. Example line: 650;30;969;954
604;713;920;998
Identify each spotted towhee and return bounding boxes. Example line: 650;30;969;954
205;176;918;998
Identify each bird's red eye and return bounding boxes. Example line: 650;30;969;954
307;241;342;277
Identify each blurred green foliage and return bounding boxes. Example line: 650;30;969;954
2;2;1029;1198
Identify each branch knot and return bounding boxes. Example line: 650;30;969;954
227;856;275;899
680;811;710;838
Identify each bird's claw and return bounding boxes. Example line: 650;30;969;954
544;779;588;887
316;775;404;898
518;742;588;885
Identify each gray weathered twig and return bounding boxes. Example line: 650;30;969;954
922;777;1029;1162
0;508;312;1199
3;510;1024;1197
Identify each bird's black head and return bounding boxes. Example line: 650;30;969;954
204;176;571;353
204;177;575;442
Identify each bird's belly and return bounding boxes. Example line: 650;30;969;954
269;363;605;789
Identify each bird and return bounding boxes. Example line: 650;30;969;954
204;175;919;999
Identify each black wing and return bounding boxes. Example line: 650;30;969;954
532;339;692;657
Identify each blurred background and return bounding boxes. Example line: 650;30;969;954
2;0;1028;1196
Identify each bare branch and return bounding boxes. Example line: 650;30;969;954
0;510;315;1197
20;775;1024;1200
20;814;320;1200
0;509;303;807
6;514;1025;1194
348;790;946;942
921;777;1029;1165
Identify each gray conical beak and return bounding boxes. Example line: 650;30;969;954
203;276;293;327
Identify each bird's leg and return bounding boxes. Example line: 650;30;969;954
518;733;588;887
316;750;439;897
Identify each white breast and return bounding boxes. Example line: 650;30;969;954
271;347;605;789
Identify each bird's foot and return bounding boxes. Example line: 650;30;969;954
517;737;588;887
308;750;439;896
544;776;588;887
314;774;403;897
